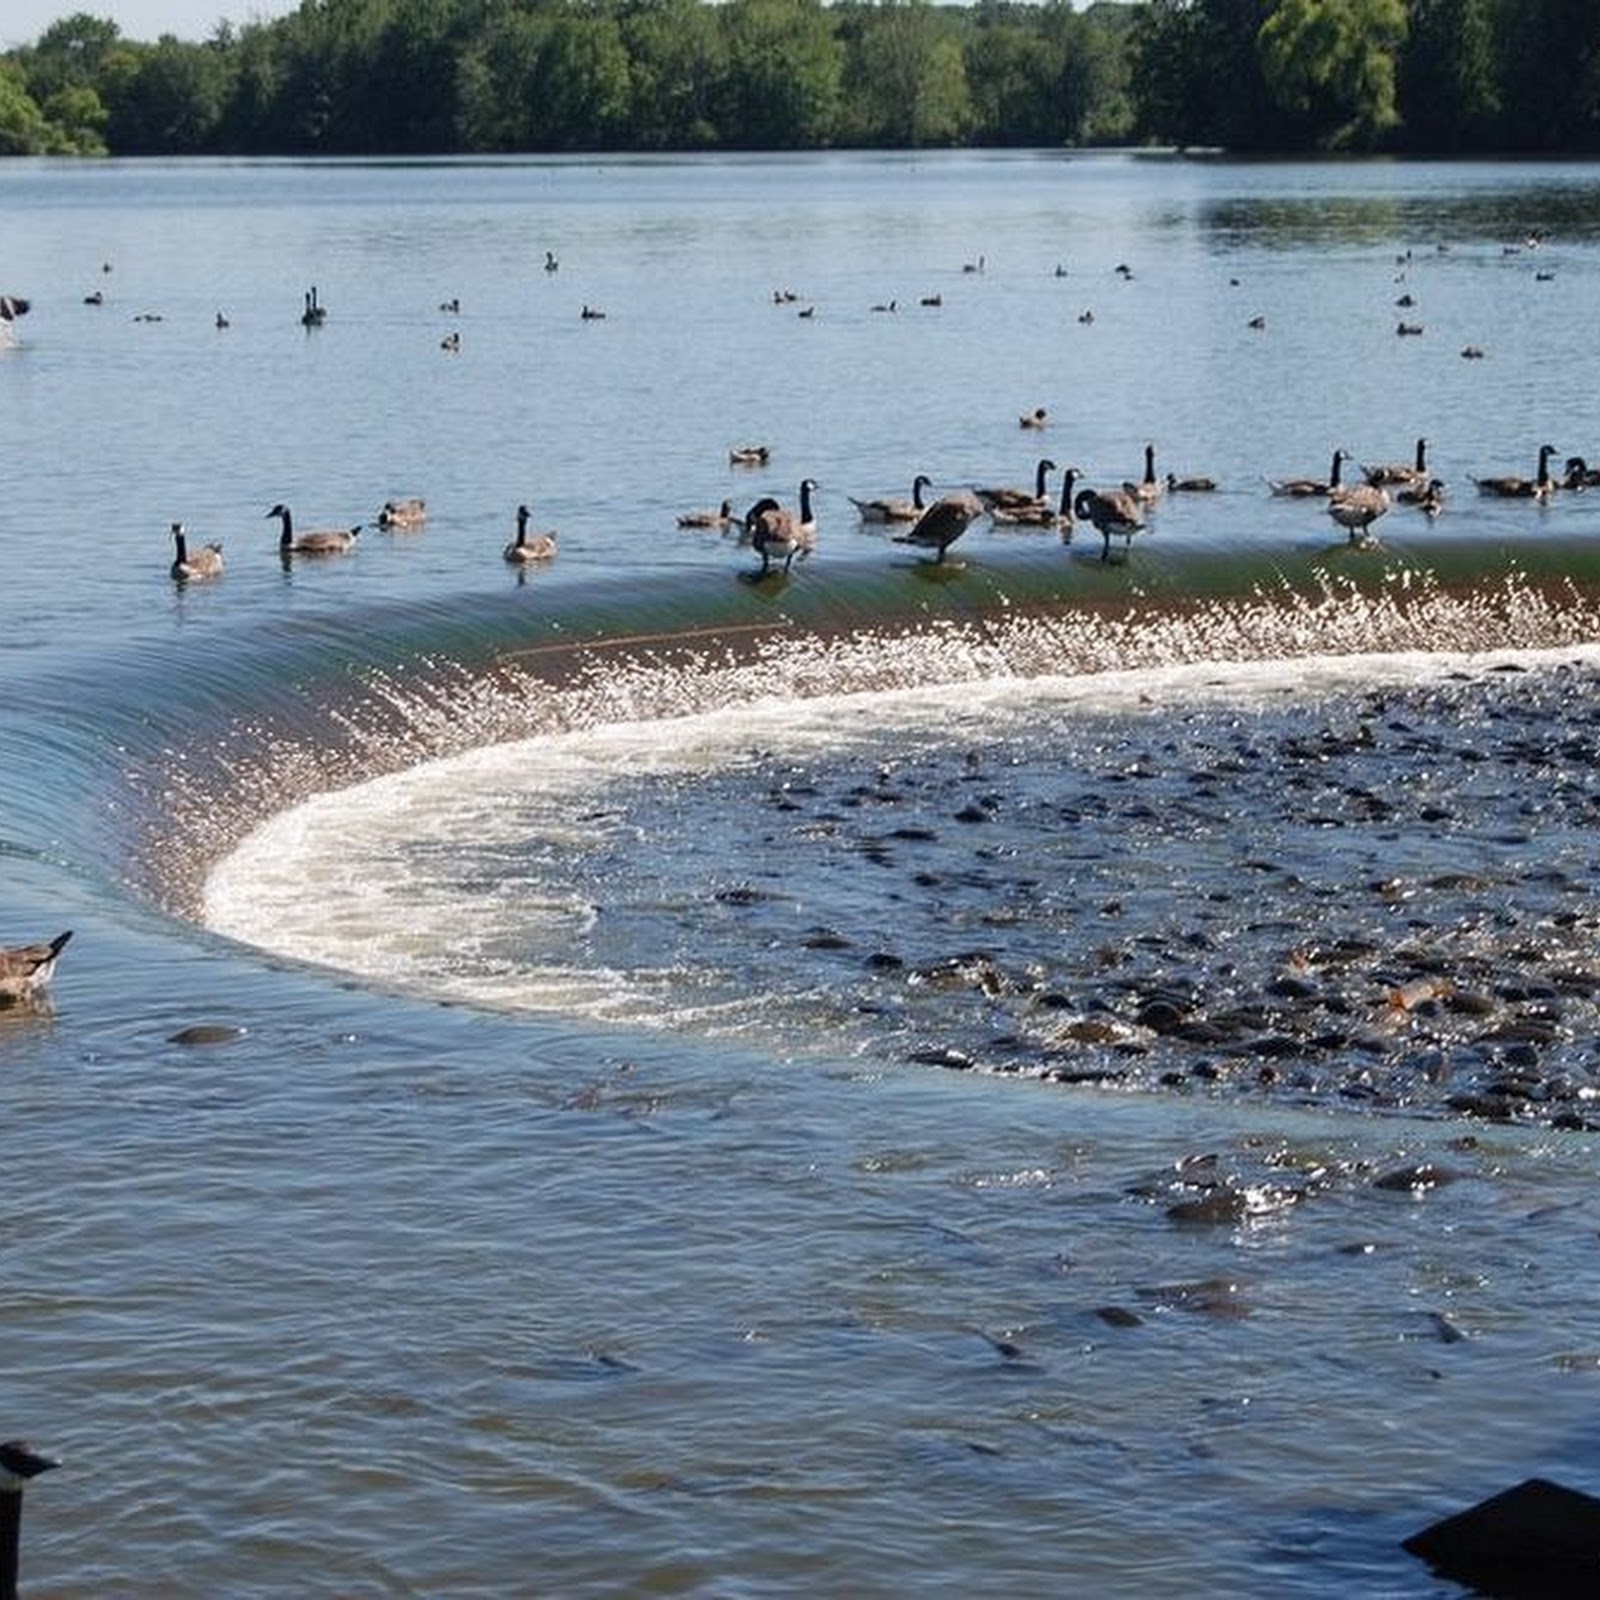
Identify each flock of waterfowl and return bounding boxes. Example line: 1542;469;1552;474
164;432;1593;590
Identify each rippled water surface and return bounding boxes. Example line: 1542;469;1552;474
7;153;1600;1596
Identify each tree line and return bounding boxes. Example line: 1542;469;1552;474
1;0;1596;160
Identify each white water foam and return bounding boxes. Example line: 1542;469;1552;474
203;644;1600;1022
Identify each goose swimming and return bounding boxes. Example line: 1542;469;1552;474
1;1440;57;1599
1165;472;1217;492
892;491;985;565
729;444;771;467
266;504;360;555
976;458;1055;515
169;522;223;582
1268;449;1349;498
1362;436;1430;488
503;504;558;564
1128;442;1162;506
850;474;932;524
990;466;1081;529
0;932;71;1008
1471;444;1558;499
1074;486;1145;561
677;498;736;530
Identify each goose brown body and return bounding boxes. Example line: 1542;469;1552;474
0;932;71;1007
266;504;360;555
1472;444;1558;499
850;475;932;523
892;491;985;564
1074;485;1145;560
976;458;1055;514
1269;449;1349;498
503;504;558;563
169;522;223;581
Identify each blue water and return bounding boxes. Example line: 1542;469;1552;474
6;152;1600;1596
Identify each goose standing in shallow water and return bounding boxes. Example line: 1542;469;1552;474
744;479;817;576
0;932;71;1008
677;498;736;531
377;497;427;529
169;522;223;582
1268;449;1349;498
1327;482;1390;543
503;504;558;564
1;1440;58;1597
850;474;932;523
1472;444;1558;499
976;458;1055;515
1074;485;1145;561
892;491;985;565
267;504;360;556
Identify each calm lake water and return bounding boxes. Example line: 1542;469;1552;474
7;151;1600;1596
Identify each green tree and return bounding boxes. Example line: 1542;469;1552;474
1496;0;1600;151
1130;0;1286;150
838;1;971;147
0;59;51;153
105;36;232;152
619;0;729;148
715;0;843;148
40;81;109;152
1257;0;1408;150
1398;0;1500;152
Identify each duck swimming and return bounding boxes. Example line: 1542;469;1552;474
377;497;427;529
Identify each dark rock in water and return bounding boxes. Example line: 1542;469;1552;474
1372;1162;1459;1193
167;1024;247;1046
802;928;852;951
909;1045;974;1070
1095;1305;1143;1328
1403;1476;1600;1596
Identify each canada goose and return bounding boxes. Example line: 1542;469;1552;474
849;475;932;524
1074;486;1145;561
976;458;1055;515
744;479;817;576
300;287;326;327
0;295;28;320
544;250;559;272
919;294;941;308
0;931;71;1008
1363;437;1430;488
892;491;985;565
729;444;771;467
1247;314;1266;330
1;1440;57;1598
1129;442;1162;505
580;305;605;320
963;255;985;274
503;504;558;564
1460;345;1486;360
440;296;460;313
1327;482;1390;543
440;331;460;352
214;310;229;329
169;522;223;582
991;466;1081;529
1019;407;1048;430
1471;444;1558;499
870;299;897;313
1563;456;1600;490
1268;449;1349;498
1165;472;1217;492
83;290;103;306
1397;477;1446;516
1397;321;1424;337
377;497;427;530
677;498;736;531
266;504;360;555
